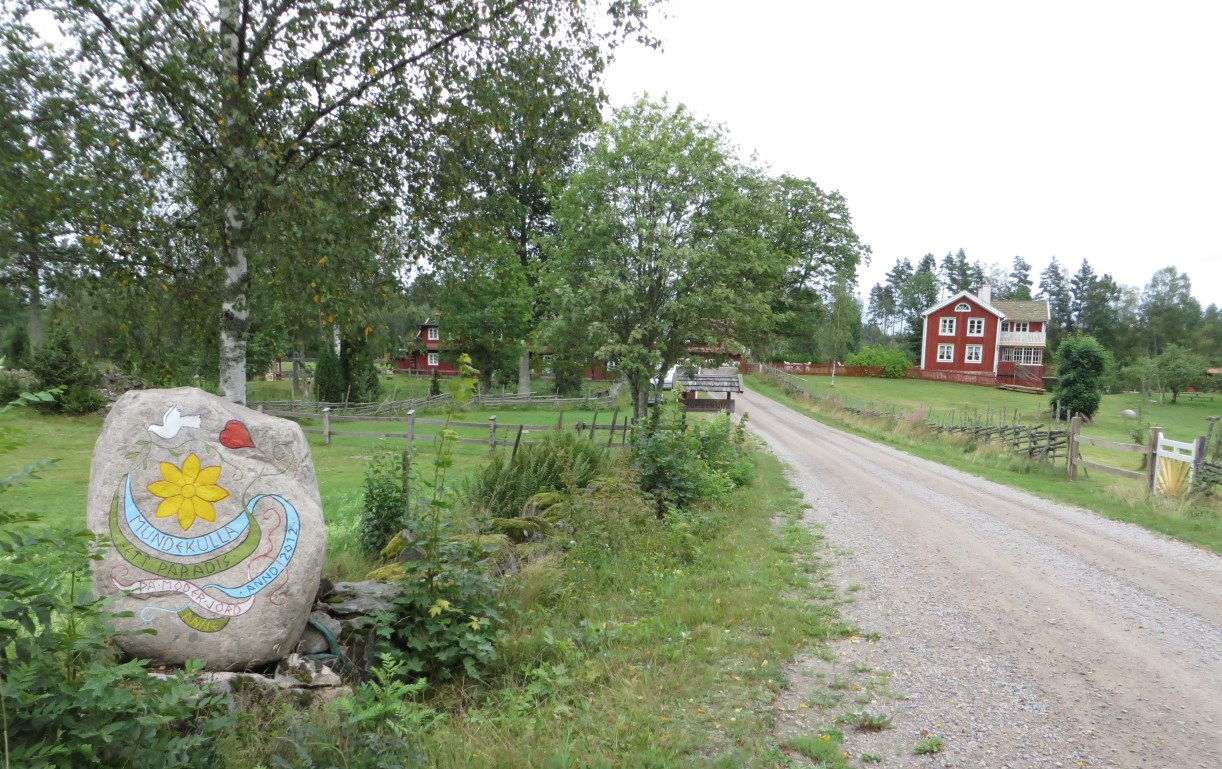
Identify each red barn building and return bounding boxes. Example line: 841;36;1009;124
919;287;1051;384
396;317;459;376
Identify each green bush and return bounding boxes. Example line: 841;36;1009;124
359;446;410;556
630;408;753;515
1051;333;1107;420
463;430;609;520
845;345;911;378
27;326;103;414
314;343;345;403
0;389;236;768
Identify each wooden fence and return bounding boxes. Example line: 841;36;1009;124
759;364;1068;462
255;389;617;418
767;362;1043;389
259;405;632;453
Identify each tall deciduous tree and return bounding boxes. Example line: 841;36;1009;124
40;0;655;403
546;98;782;419
1154;344;1207;403
1140;266;1201;354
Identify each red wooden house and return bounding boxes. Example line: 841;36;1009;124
919;287;1050;385
395;317;459;376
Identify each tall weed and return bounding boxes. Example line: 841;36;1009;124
463;431;609;520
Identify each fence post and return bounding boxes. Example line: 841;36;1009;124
489;415;497;453
1192;435;1207;491
1067;416;1081;479
257;404;264;414
1147;426;1163;494
322;407;332;446
406;409;416;450
512;424;524;458
589;408;599;441
607;406;620;446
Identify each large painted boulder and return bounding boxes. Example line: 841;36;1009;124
87;387;325;671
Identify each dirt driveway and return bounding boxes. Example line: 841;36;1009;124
740;388;1221;768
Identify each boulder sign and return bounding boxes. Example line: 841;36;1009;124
87;387;325;671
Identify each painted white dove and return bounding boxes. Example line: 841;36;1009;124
148;404;202;440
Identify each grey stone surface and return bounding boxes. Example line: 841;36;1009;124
275;653;343;688
296;611;342;655
87;387;325;671
326;580;403;616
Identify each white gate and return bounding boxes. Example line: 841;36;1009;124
1154;436;1199;496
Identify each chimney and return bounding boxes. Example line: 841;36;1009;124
978;285;992;305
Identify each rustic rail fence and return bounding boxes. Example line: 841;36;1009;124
767;361;1045;390
254;389;617;418
258;405;632;454
758;364;1069;462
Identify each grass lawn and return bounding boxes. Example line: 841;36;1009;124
747;373;1222;553
0;399;631;580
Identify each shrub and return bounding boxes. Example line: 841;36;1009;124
0;389;236;768
27;326;103;414
314;343;345;403
630;408;753;515
1051;333;1107;420
428;367;442;396
845;345;911;378
463;430;609;520
358;446;410;556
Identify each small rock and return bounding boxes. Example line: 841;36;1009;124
1119;409;1138;420
296;611;342;655
275;653;343;688
327;580;403;616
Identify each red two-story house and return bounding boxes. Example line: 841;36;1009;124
919;287;1051;384
396;317;459;376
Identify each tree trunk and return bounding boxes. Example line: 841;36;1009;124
26;255;43;349
518;348;531;395
217;0;248;403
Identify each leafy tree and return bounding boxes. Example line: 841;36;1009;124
1141;266;1202;354
40;0;656;404
1008;256;1033;300
1195;304;1222;363
1051;333;1107;420
1154;344;1208;403
546;98;783;419
314;341;344;404
0;18;155;351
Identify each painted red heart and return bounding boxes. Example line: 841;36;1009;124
219;420;255;449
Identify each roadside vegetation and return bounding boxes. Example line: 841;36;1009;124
747;374;1222;553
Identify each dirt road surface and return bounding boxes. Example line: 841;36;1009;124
741;388;1221;768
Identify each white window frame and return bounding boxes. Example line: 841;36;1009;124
967;317;985;336
937;344;954;362
1003;321;1029;333
964;344;983;363
939;317;956;335
954;302;972;312
427;352;439;367
427;326;439;341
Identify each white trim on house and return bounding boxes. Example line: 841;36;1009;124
427;352;439;367
427;326;439;341
965;344;983;364
937;344;954;362
967;317;985;336
939;317;956;335
920;289;1006;318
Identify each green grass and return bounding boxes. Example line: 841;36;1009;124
409;450;855;768
0;402;629;581
747;374;1222;553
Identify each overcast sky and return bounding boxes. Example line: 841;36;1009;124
603;0;1222;308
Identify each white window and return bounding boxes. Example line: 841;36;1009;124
427;352;439;367
965;344;983;363
939;317;955;335
967;318;985;336
1003;321;1029;333
1001;347;1043;364
542;354;554;363
937;344;954;362
954;302;972;312
427;326;439;341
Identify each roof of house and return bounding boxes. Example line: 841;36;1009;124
992;300;1051;322
676;367;744;393
921;290;1005;318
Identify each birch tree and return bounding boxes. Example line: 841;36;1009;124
35;0;655;403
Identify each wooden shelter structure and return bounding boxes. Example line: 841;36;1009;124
676;367;744;413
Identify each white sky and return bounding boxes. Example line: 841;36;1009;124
603;0;1222;308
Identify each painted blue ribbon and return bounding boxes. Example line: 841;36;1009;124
123;475;250;556
203;494;300;599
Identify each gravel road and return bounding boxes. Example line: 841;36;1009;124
741;388;1222;768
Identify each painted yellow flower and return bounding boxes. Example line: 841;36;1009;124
147;453;229;531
